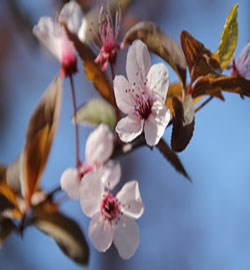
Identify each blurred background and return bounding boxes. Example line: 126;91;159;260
0;0;250;269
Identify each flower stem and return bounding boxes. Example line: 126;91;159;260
110;62;115;81
69;75;81;168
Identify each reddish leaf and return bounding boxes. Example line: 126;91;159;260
171;95;195;152
180;30;221;82
192;74;250;98
32;204;89;266
21;75;62;210
0;218;17;248
156;139;191;181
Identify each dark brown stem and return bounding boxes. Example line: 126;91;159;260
110;62;115;81
195;96;214;113
69;75;81;168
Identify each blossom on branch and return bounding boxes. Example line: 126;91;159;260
93;5;124;71
231;41;250;79
60;124;121;199
80;172;144;259
33;1;83;77
114;40;171;146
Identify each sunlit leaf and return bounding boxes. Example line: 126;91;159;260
171;95;195;152
166;82;184;114
0;218;17;248
75;98;117;128
32;205;89;266
64;26;117;108
0;181;22;219
156;138;191;181
217;4;239;70
123;21;187;86
180;30;221;82
20;75;62;210
192;74;250;98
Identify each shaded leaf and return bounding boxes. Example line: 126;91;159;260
192;74;250;98
156;138;191;181
123;21;187;86
217;4;239;70
21;75;62;210
75;98;117;128
180;30;221;82
64;26;117;108
171;95;195;152
6;156;21;193
0;218;17;248
32;206;89;266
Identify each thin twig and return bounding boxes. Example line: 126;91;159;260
195;96;214;113
69;75;81;168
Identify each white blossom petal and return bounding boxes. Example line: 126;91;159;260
116;115;143;143
114;75;134;114
144;102;171;146
146;63;169;103
126;40;151;85
113;216;139;259
60;168;80;199
89;212;114;252
117;181;144;219
33;17;62;61
80;172;104;217
85;124;114;166
78;17;88;43
98;161;121;190
59;1;83;34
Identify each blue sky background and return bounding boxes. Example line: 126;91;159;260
0;0;250;269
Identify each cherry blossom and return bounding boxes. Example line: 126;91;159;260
33;2;80;77
231;41;250;79
114;40;171;146
80;172;144;259
60;124;121;199
93;5;124;71
59;1;88;43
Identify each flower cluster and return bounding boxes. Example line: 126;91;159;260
34;0;171;260
60;124;144;259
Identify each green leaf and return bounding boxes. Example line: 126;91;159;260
171;95;195;152
75;98;117;129
217;4;239;70
32;208;89;266
123;21;187;86
0;218;17;248
156;139;191;181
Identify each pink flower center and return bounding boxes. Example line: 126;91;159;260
126;74;152;120
61;53;77;77
101;192;122;222
93;5;123;71
134;93;151;120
